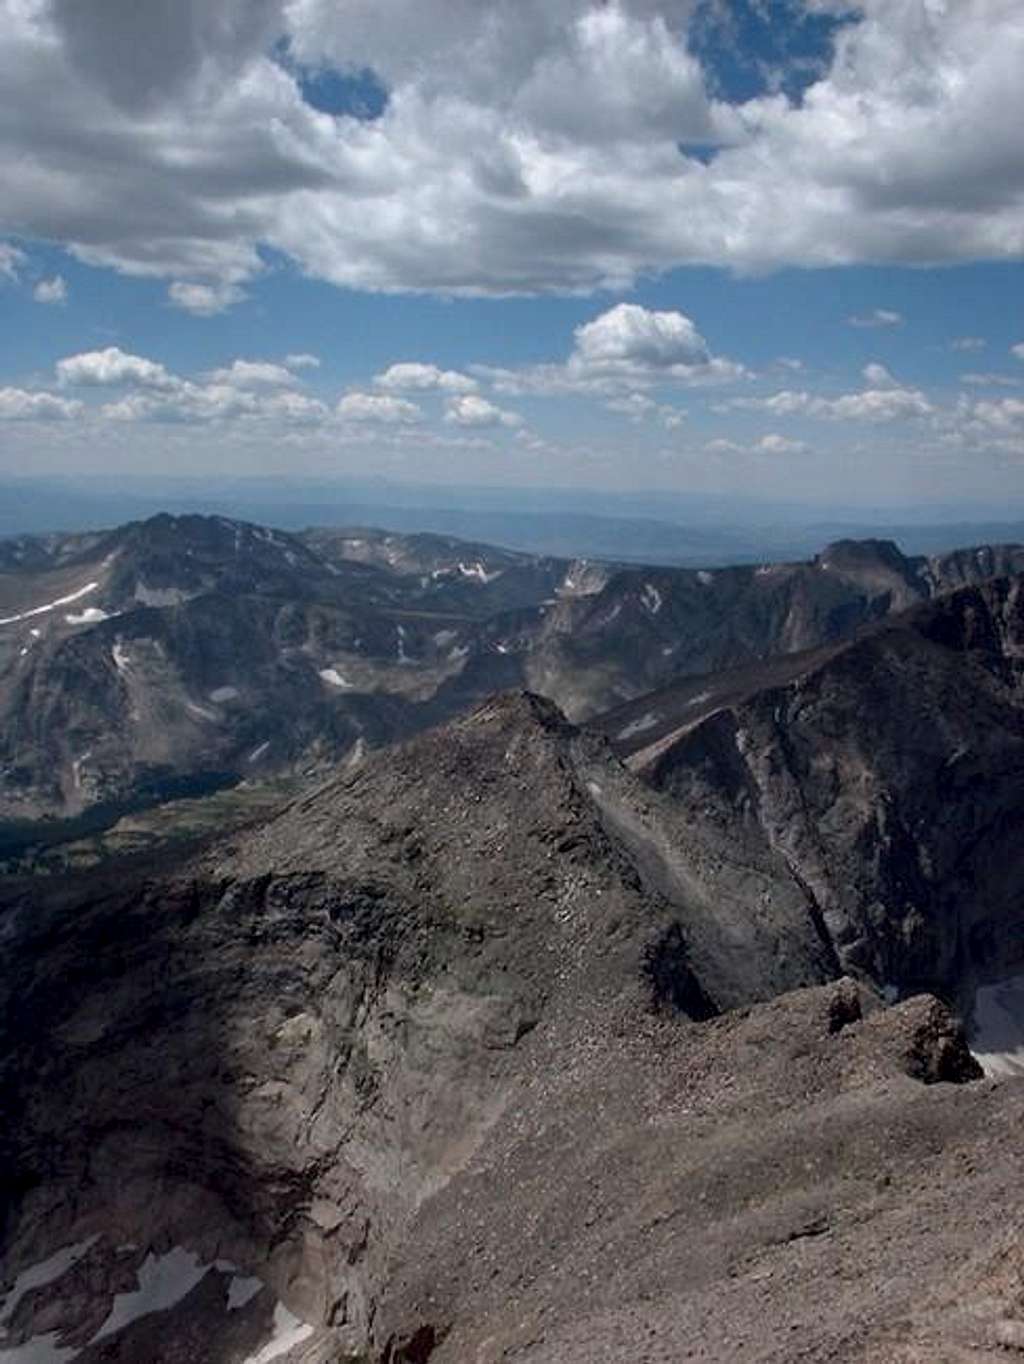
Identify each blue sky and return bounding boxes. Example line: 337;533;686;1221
2;0;1024;512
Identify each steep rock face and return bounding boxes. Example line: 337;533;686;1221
518;538;1024;719
629;576;1024;1015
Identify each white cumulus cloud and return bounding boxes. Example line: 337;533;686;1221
375;362;478;394
726;382;932;423
444;394;521;428
168;281;247;315
755;433;808;455
861;362;897;388
207;359;298;387
2;2;1024;297
56;346;181;391
337;391;424;423
0;387;82;420
33;275;67;304
480;303;744;395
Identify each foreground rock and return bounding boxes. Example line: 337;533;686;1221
2;684;1024;1360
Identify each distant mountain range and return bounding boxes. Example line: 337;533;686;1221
2;511;1024;830
4;474;1024;563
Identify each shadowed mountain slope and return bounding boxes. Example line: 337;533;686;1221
604;575;1024;1032
4;656;1024;1359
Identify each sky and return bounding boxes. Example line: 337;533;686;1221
2;0;1024;513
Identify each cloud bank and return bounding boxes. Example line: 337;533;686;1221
2;1;1023;302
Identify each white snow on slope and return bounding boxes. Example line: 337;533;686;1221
65;608;109;625
112;641;131;672
209;686;240;703
133;584;192;607
641;583;662;615
226;1274;263;1311
0;582;99;627
617;711;660;742
242;1303;314;1364
0;1237;100;1326
971;974;1024;1077
458;560;500;584
697;571;713;586
0;1244;279;1364
91;1247;208;1343
248;742;270;764
319;668;352;689
0;1329;77;1362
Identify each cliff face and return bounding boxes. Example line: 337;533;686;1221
631;576;1024;1015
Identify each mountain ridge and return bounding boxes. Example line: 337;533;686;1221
2;513;1024;832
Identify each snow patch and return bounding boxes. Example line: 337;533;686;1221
70;752;92;790
133;584;192;608
65;607;109;625
687;691;712;708
209;686;239;703
641;583;662;615
696;570;713;586
91;1248;208;1343
0;581;99;627
617;712;660;741
0;1236;100;1326
458;560;500;584
971;974;1024;1077
319;668;352;689
186;702;218;722
396;624;413;665
0;1329;77;1362
226;1275;263;1311
248;742;270;764
242;1303;314;1364
112;641;131;673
